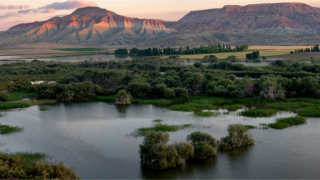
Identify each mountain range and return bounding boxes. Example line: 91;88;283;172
1;3;320;48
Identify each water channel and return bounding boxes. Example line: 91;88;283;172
1;102;319;179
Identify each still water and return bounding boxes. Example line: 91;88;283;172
1;102;320;179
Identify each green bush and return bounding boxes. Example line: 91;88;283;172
220;124;254;150
265;102;311;111
269;116;306;129
0;153;79;179
241;109;277;117
163;88;176;99
187;131;218;159
0;90;9;102
115;90;131;105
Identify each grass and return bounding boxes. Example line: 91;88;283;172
9;90;37;101
224;104;243;111
244;125;256;129
265;102;312;111
131;123;193;137
6;151;46;163
0;124;23;134
133;98;174;105
54;48;106;52
297;105;320;117
241;109;277;117
168;103;216;112
40;108;49;111
96;95;116;103
0;102;30;109
269;116;306;129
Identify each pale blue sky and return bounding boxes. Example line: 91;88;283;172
0;0;319;31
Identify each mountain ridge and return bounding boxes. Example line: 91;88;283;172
1;3;320;48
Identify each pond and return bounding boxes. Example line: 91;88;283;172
1;102;320;179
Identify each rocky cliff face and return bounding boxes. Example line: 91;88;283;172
1;3;320;47
0;7;173;46
169;3;320;34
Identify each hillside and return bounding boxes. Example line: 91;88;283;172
1;3;320;48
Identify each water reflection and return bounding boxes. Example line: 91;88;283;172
0;102;319;179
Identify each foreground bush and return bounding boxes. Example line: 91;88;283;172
115;90;131;105
0;153;79;179
269;116;306;129
139;131;184;169
187;131;218;159
220;124;254;150
0;90;9;102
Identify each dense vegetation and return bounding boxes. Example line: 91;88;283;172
116;44;249;56
268;116;306;129
0;153;79;179
220;124;254;150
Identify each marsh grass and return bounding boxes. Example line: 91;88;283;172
9;90;37;101
40;108;49;111
96;95;116;103
244;125;256;129
265;102;312;111
224;104;243;111
241;109;277;117
0;102;30;109
8;151;47;163
194;111;221;117
133;99;173;105
269;116;306;129
298;105;320;117
131;123;193;137
168;103;216;111
0;124;23;134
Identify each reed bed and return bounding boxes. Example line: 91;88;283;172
269;116;306;129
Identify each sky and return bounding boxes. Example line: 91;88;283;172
0;0;319;31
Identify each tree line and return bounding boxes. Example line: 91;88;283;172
115;44;249;56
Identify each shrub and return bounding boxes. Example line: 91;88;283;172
226;55;238;62
187;131;218;159
26;85;37;93
0;153;79;179
172;87;189;99
115;90;131;105
163;88;176;99
139;131;183;169
0;90;9;102
269;116;306;129
220;124;254;150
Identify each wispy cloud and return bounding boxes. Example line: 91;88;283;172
16;0;97;15
0;12;20;18
0;4;29;10
41;0;97;10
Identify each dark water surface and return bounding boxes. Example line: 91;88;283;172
1;102;320;179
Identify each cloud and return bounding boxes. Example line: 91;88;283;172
41;0;97;10
41;9;55;13
18;9;38;14
0;4;29;10
0;12;19;18
17;0;97;15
